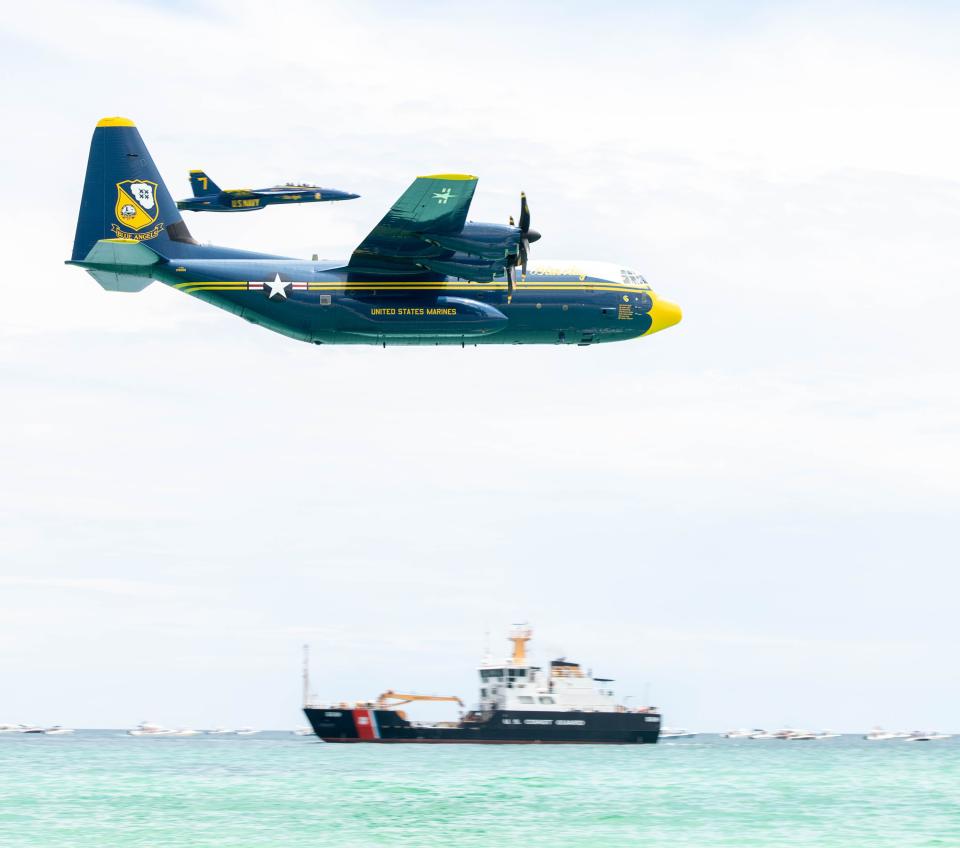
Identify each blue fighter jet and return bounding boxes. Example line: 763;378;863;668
177;169;359;212
68;118;682;347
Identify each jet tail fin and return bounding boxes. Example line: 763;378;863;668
189;169;221;197
71;117;197;261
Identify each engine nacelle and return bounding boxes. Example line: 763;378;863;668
422;221;520;263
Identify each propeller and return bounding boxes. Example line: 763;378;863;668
517;192;541;275
507;193;541;302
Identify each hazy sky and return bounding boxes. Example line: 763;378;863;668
1;0;958;731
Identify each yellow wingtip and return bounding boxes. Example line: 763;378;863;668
417;173;478;181
97;116;135;128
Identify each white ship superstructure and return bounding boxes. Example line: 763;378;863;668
476;625;624;714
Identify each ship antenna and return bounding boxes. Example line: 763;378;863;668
302;644;311;708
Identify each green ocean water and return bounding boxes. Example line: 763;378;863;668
1;732;958;847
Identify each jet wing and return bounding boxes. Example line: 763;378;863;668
258;184;319;195
257;185;359;202
348;175;479;277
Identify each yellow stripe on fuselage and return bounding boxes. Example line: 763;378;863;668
176;285;650;295
173;280;650;294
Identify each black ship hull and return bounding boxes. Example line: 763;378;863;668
304;707;661;744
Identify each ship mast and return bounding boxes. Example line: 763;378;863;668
302;644;310;708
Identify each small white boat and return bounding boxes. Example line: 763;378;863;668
206;728;236;735
43;726;75;735
660;727;697;739
19;726;45;734
128;722;177;737
235;728;259;736
292;727;314;736
904;731;952;742
784;730;838;740
723;728;757;739
171;728;202;736
748;730;781;739
864;728;907;741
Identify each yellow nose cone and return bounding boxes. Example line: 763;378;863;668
646;296;683;335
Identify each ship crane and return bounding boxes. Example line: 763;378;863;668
375;691;465;709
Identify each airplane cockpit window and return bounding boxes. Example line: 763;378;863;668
620;269;649;286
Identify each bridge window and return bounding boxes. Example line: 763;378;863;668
518;696;534;704
539;696;556;705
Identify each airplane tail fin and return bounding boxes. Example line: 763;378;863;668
189;169;221;197
71;117;197;261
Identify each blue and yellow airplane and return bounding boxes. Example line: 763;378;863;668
68;118;682;346
177;169;359;212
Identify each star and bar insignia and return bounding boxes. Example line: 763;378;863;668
246;273;307;300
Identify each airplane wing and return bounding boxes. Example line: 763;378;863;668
257;186;313;196
257;185;359;202
348;175;481;277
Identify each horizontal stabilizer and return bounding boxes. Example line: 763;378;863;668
66;238;163;292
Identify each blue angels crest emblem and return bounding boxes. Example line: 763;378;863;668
114;179;159;233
